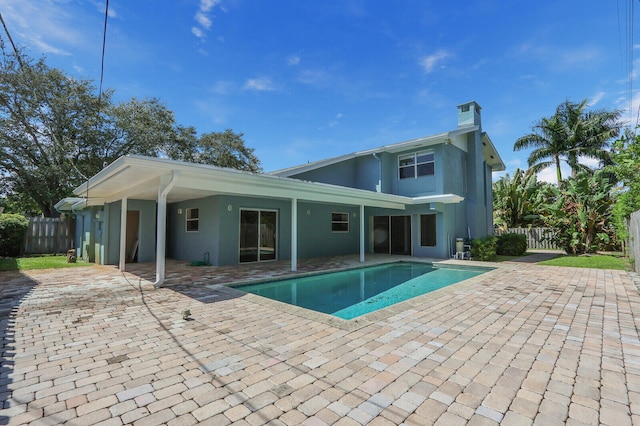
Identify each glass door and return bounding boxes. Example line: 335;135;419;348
240;209;277;263
373;216;390;253
259;211;277;261
373;215;411;255
391;216;412;255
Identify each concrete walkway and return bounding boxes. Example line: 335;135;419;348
1;259;639;425
505;250;564;264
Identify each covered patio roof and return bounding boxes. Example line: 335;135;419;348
57;155;464;211
56;155;465;287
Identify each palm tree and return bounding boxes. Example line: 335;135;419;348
514;99;622;182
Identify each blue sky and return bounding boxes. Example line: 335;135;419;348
1;1;636;182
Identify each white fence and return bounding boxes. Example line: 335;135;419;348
494;227;560;250
24;217;75;254
630;210;640;272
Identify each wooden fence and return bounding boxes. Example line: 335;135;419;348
24;217;75;254
494;227;560;250
629;210;640;273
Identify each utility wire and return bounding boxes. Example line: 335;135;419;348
98;0;109;111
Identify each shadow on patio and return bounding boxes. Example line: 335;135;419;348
0;271;40;425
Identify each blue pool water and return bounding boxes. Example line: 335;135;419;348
232;262;492;319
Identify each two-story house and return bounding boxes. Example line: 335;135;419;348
56;101;504;286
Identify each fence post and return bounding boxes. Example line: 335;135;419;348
630;210;640;272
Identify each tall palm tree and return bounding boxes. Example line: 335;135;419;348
514;99;622;182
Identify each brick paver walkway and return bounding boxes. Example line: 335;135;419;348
1;258;639;425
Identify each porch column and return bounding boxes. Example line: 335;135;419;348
291;198;298;271
154;171;179;288
360;204;365;263
119;197;128;271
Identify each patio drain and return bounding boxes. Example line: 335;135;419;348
106;354;129;365
72;315;92;324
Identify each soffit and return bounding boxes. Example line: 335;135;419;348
71;155;410;210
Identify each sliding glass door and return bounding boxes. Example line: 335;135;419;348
240;209;277;263
373;215;412;255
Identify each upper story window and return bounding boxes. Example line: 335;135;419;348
399;151;435;179
331;212;349;233
186;208;199;232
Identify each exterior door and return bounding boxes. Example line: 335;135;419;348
240;209;277;262
373;215;411;255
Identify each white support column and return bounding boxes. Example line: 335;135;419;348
119;197;128;271
154;171;179;288
291;198;298;271
360;204;365;263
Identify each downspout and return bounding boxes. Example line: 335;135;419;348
372;153;381;193
71;206;84;260
154;170;179;288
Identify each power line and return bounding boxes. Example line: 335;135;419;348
98;0;109;112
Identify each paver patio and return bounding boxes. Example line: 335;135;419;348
1;256;639;425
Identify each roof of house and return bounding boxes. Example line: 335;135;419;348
270;125;505;177
55;155;464;213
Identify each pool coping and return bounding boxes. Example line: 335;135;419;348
207;258;505;331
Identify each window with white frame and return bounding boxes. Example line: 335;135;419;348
186;208;199;232
399;151;435;179
331;212;349;232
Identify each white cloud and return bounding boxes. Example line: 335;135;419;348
536;166;561;184
297;69;332;87
328;113;343;128
514;41;604;72
507;158;523;168
287;55;301;66
244;77;275;92
535;158;600;185
211;80;233;94
192;27;205;39
0;0;92;56
195;12;212;29
200;0;220;12
420;50;452;73
192;0;222;40
589;91;605;106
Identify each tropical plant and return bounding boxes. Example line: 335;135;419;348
514;99;622;182
471;235;497;261
608;130;640;244
493;168;555;228
542;170;615;254
496;233;527;256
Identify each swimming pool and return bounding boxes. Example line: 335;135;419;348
231;262;492;319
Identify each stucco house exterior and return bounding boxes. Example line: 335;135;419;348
56;101;504;286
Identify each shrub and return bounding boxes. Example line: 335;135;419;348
0;214;29;257
497;233;527;256
471;235;497;261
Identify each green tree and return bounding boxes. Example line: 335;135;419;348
0;41;261;216
0;44;98;217
493;168;556;228
543;170;615;254
608;130;640;243
514;99;621;182
191;130;262;173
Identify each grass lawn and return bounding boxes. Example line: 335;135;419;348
0;255;90;272
538;253;629;270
